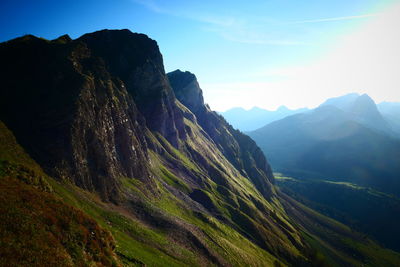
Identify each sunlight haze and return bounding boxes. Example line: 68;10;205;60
201;2;400;111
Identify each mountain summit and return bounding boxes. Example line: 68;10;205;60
320;93;392;134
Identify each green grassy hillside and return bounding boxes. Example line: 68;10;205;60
2;117;400;266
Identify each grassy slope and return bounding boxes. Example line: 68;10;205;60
0;118;285;266
2;115;400;266
0;121;119;267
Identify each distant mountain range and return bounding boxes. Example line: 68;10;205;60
221;94;400;136
220;106;308;131
249;93;400;196
248;93;400;252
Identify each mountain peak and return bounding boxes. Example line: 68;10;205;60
78;28;141;39
168;69;197;87
167;69;204;112
358;93;374;101
320;93;360;110
351;93;376;112
52;34;72;43
248;106;266;112
225;107;247;112
277;105;289;111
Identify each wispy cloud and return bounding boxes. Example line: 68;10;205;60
132;0;373;46
220;33;308;46
131;0;235;27
288;14;378;24
132;0;164;13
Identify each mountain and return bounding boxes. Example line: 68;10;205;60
249;96;400;196
220;106;308;131
1;30;399;266
319;93;360;110
320;93;394;136
378;102;400;134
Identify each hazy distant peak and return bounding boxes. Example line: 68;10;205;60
277;105;289;111
349;94;379;118
249;106;266;112
225;107;247;112
320;93;360;110
352;94;375;109
358;93;374;102
314;104;343;112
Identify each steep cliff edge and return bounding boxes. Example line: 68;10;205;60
1;30;399;266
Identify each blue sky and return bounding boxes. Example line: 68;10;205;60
1;0;400;110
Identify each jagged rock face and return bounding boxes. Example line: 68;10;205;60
0;31;160;201
167;70;275;198
78;30;186;147
69;75;150;202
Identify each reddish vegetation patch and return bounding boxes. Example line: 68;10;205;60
0;176;118;267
